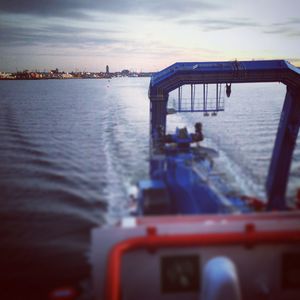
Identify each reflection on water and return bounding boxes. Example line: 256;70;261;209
0;79;299;299
0;78;149;299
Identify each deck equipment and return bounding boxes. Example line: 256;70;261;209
91;60;300;300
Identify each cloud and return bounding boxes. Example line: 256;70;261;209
0;0;220;19
0;0;88;19
180;16;300;37
263;27;300;37
0;0;223;48
179;18;259;31
263;17;300;37
263;28;289;35
270;18;300;27
0;23;121;47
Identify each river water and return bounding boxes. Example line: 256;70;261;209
0;78;299;299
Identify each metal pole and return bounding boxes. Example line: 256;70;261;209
266;88;300;210
203;84;206;111
216;83;219;111
191;84;195;111
178;86;182;111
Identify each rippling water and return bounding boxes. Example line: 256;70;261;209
0;79;299;299
0;78;149;299
169;82;300;199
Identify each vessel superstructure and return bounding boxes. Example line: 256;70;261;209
91;60;300;300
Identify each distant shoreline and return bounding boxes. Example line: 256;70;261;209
0;75;152;81
0;70;153;80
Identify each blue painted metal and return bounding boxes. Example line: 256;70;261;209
266;87;300;209
137;179;171;215
165;151;228;214
142;126;253;215
148;60;300;211
150;60;300;91
138;179;166;190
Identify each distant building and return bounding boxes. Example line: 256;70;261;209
51;68;59;74
62;73;73;79
121;69;130;76
106;65;109;74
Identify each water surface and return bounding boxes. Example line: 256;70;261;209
0;79;299;299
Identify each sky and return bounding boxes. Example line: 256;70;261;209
0;0;299;72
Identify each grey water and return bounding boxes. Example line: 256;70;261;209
0;79;299;299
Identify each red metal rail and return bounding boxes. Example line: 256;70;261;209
105;225;300;300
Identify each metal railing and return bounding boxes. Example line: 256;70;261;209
169;97;225;112
105;223;300;300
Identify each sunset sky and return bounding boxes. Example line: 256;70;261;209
0;0;299;72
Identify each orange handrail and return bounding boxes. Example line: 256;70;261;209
105;225;300;300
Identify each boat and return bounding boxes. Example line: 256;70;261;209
91;60;300;300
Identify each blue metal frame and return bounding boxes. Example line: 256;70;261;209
148;60;300;210
266;87;300;209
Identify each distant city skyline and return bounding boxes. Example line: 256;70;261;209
0;0;300;72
